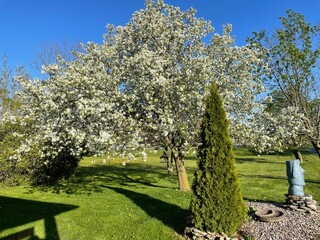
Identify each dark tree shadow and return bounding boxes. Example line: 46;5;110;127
305;179;320;184
238;174;287;181
105;186;189;234
235;157;286;165
0;196;78;240
24;163;179;195
239;173;319;185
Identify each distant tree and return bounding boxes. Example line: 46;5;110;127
0;55;22;119
248;9;320;158
190;82;246;234
0;55;11;119
33;40;82;73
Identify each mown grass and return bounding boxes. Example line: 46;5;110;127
236;148;320;203
0;148;319;239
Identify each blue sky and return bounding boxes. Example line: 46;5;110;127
1;0;320;78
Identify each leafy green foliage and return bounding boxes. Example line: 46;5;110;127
31;148;80;185
190;82;247;234
0;55;21;117
247;10;320;156
0;119;80;186
0;121;29;186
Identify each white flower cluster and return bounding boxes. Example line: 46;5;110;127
10;42;140;162
249;106;307;153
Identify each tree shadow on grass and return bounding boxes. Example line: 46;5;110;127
0;196;78;240
105;186;189;234
238;174;287;181
239;174;319;185
235;157;286;165
305;179;320;184
25;163;179;195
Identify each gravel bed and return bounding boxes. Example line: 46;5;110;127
241;202;320;240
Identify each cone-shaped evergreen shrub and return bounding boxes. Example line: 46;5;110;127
190;82;247;235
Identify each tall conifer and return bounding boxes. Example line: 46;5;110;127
190;82;247;234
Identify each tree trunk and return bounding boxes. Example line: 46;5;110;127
160;146;174;175
160;149;168;163
293;149;303;163
311;140;320;158
167;150;174;176
173;150;190;191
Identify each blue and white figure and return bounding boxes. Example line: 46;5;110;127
286;159;305;196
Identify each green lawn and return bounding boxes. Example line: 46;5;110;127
0;149;319;239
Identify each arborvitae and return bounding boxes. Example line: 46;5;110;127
190;82;247;235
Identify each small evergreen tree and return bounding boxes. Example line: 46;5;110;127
190;82;247;235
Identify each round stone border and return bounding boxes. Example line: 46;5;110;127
254;208;286;222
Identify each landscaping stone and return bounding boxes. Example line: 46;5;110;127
284;194;320;213
307;204;317;210
184;227;242;240
254;209;286;222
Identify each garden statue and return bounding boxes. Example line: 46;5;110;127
286;159;305;196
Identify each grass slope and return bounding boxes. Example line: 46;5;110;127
0;149;319;239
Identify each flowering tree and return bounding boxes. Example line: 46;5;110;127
6;0;268;187
105;0;267;190
9;42;138;184
105;0;213;191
